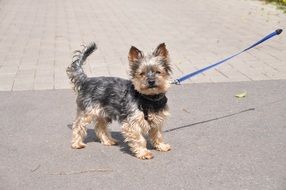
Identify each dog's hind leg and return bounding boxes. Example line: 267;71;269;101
94;117;117;146
71;111;92;149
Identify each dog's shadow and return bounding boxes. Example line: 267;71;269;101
87;128;134;155
67;124;134;156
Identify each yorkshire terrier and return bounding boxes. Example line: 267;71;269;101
66;42;172;160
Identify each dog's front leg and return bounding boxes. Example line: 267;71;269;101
148;112;171;152
149;125;171;152
122;116;153;160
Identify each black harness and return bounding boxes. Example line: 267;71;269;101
123;83;168;121
134;90;167;121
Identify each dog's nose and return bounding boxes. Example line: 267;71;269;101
148;80;155;86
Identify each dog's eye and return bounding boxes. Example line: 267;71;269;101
156;71;161;74
139;72;145;76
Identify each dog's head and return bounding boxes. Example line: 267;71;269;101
128;43;172;95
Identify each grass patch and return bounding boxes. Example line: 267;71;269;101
262;0;286;12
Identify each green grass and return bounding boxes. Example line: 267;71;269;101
262;0;286;12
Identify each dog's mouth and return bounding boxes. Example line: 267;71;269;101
148;84;157;88
140;84;166;95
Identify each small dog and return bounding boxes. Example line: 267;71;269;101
66;42;172;159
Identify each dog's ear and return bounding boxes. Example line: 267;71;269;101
153;43;171;73
153;43;168;59
128;46;143;64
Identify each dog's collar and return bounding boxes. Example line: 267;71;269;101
137;93;166;102
133;89;167;121
125;84;168;121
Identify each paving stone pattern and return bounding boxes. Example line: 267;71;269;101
0;0;285;91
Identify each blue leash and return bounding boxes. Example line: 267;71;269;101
172;29;283;85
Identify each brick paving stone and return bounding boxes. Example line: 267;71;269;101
0;0;285;91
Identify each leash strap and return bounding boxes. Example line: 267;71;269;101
172;29;283;85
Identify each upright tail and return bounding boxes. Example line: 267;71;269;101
66;42;97;91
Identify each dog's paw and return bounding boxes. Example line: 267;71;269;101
136;149;154;160
101;139;118;146
154;143;171;152
71;142;87;149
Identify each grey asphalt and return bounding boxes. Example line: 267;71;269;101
1;80;285;190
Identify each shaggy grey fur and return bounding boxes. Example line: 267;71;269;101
66;43;168;122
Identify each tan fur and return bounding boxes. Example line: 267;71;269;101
148;110;171;152
121;111;152;159
71;104;116;148
71;112;91;149
120;109;170;159
70;43;172;160
94;118;117;146
132;64;171;95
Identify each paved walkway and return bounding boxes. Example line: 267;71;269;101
0;0;285;91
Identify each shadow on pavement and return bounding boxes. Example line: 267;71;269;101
164;107;255;133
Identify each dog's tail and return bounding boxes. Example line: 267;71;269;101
66;42;97;91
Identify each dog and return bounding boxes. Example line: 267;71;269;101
66;42;172;159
